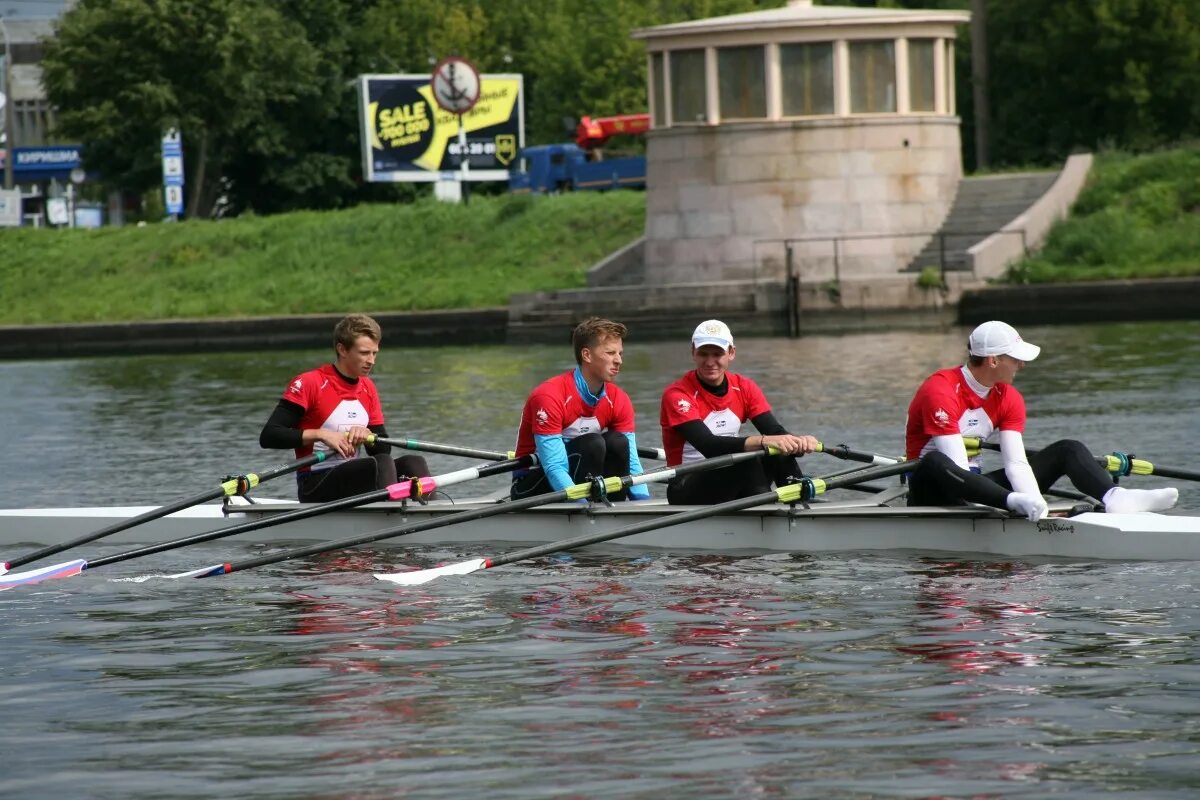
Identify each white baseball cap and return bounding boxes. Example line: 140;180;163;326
692;319;734;352
968;320;1041;361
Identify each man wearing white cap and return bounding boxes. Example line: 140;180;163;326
904;320;1178;519
659;319;819;504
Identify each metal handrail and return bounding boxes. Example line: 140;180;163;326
758;228;1030;338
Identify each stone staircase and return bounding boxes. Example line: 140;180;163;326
904;171;1059;273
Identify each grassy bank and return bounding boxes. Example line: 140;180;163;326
0;192;644;325
1007;145;1200;283
3;145;1195;326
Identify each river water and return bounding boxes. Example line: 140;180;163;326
1;321;1198;798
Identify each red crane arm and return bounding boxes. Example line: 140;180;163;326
575;114;651;150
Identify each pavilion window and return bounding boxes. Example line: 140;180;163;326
717;45;766;119
908;39;936;112
849;40;896;113
780;42;834;116
669;49;707;124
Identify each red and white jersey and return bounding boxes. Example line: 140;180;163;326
513;370;636;458
282;363;384;471
905;366;1026;467
660;371;771;465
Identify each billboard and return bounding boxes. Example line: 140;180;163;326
357;73;523;183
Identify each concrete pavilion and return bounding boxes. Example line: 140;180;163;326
632;0;971;284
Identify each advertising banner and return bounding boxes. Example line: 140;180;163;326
357;73;523;183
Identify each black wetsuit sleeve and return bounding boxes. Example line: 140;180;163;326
750;411;788;437
673;420;747;458
260;399;304;450
366;424;391;454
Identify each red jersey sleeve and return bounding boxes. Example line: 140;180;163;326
526;388;565;436
281;373;314;412
911;373;963;436
737;375;772;420
661;385;702;429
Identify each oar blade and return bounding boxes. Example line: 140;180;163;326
375;558;488;586
0;559;87;590
166;563;229;580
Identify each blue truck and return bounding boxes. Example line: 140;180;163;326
508;144;645;193
508;114;648;194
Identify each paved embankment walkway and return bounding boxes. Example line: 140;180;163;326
0;278;1196;360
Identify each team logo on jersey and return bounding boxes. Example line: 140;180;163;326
676;399;691;413
535;407;549;427
289;379;302;394
933;407;951;427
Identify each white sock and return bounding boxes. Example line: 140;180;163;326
1103;486;1179;514
1006;492;1048;522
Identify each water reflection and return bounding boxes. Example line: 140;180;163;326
897;559;1048;675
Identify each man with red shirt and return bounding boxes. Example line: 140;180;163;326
259;314;429;502
659;320;819;505
905;320;1178;519
511;318;649;501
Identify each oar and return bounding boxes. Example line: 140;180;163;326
372;436;666;463
816;442;900;466
963;438;1200;482
172;448;778;580
0;452;329;574
378;460;916;586
0;454;535;590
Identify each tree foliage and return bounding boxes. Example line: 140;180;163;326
39;0;1200;214
42;0;322;217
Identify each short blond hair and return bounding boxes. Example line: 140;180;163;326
571;317;627;364
334;314;381;352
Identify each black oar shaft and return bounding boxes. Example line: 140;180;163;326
6;489;221;569
487;460;913;569
88;456;532;569
969;438;1198;482
4;453;324;570
374;437;509;461
373;437;665;463
212;450;770;575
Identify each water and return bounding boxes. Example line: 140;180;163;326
1;321;1198;798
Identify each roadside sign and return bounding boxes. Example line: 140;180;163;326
164;185;184;215
0;188;21;227
431;57;481;115
357;73;523;183
162;128;185;217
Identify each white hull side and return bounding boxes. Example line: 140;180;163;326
1;500;1197;561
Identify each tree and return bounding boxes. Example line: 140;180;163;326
987;0;1200;166
42;0;321;218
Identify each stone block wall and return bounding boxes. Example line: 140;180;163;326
644;116;963;284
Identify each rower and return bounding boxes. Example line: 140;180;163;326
904;320;1179;520
510;317;650;501
259;313;431;503
659;319;819;504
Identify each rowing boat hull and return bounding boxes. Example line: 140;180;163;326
2;498;1198;561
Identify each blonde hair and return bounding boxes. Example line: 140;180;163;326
333;314;381;352
571;317;627;364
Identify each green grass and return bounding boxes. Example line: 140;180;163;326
0;191;646;324
1006;144;1200;283
4;145;1194;325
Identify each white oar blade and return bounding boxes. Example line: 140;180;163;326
117;563;227;583
375;558;488;586
0;559;87;590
